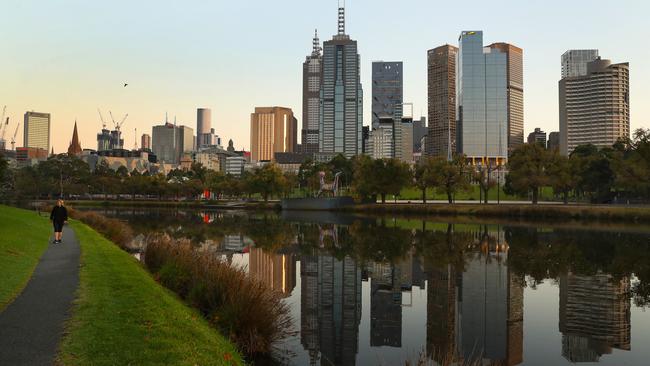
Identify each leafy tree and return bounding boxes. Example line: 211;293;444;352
547;151;575;204
38;154;91;198
14;166;42;199
430;155;471;204
189;162;208;184
372;159;412;203
613;129;650;199
414;157;437;203
352;154;377;202
249;164;285;201
570;144;616;203
474;164;497;204
506;143;550;204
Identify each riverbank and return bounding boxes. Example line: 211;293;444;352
60;199;280;210
342;203;650;223
58;221;243;365
0;205;51;310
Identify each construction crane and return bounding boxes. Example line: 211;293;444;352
10;122;19;150
97;108;107;129
108;111;128;132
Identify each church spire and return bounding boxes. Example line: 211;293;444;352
67;120;82;156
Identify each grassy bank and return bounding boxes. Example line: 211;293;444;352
58;222;243;365
344;203;650;223
0;205;51;310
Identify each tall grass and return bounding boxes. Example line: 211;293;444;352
70;210;135;250
144;234;294;358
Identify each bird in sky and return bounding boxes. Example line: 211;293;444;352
124;83;128;87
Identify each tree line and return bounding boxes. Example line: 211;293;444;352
1;128;648;204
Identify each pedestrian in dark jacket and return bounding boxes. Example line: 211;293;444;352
50;199;68;244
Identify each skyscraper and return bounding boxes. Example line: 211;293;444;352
141;133;151;150
527;128;547;147
302;30;322;154
23;111;50;152
371;61;403;129
197;108;218;149
561;50;599;78
250;106;297;162
488;43;524;156
457;31;509;165
319;3;363;158
559;55;629;155
427;45;458;158
152;122;194;164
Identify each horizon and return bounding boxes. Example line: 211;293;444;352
2;0;648;153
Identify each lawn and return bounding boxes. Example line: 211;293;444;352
397;185;557;202
0;205;51;311
58;221;243;365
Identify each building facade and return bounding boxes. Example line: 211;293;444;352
225;156;246;177
250;106;297;162
371;61;403;129
457;31;511;165
152;123;194;164
319;4;363;157
561;50;599;79
527;128;547;147
197;108;219;149
427;45;458;158
141;134;151;150
547;131;560;151
559;57;629;155
302;30;322;154
23;111;50;152
412;117;427;153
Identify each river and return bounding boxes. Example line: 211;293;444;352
79;206;650;366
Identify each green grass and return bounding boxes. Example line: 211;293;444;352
0;205;51;311
397;185;557;201
58;221;243;366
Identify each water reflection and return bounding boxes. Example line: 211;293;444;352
80;207;650;365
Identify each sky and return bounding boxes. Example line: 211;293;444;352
1;0;649;153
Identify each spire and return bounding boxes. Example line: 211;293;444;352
67;119;82;156
312;29;321;56
337;0;345;35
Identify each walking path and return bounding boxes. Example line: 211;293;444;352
0;227;80;365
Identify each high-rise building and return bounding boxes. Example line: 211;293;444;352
427;45;457;158
412;117;427;153
527;128;547;147
489;43;524;156
561;50;599;78
396;116;413;162
67;121;82;156
547;131;560;151
250;107;297;162
141;134;151;150
559;56;629;155
371;61;403;130
319;3;363;158
457;32;519;165
368;117;394;159
152;122;194;164
23;111;50;152
302;30;322;154
197;108;218;149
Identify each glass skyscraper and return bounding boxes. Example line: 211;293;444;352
319;5;363;158
457;31;509;164
371;61;403;130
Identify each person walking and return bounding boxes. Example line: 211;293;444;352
49;199;68;244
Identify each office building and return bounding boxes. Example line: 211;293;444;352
427;45;458;158
396;116;413;163
367;117;394;159
457;32;521;164
489;43;524;155
15;147;48;166
274;152;312;174
372;61;403;129
225;156;246;177
250;106;297;162
302;30;322;154
559;56;629;155
197;108;219;149
152;122;194;164
527;128;547;147
141;134;151;150
319;3;363;157
23;111;50;152
562;50;599;78
412;117;427;153
547;131;560;151
67;121;82;156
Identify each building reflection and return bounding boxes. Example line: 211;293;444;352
425;226;523;366
248;248;296;297
559;272;631;362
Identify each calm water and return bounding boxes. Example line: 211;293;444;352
80;207;650;366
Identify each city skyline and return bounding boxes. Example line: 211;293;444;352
2;0;649;153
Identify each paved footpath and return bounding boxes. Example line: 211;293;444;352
0;226;80;365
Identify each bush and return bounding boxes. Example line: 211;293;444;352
144;234;294;358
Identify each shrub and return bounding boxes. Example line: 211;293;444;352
144;234;294;358
69;209;135;250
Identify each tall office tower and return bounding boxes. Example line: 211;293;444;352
371;61;403;129
396;116;413;162
141;133;151;150
488;43;524;156
368;117;394;159
196;108;214;149
23;111;50;151
152;122;194;164
527;127;547;146
319;3;363;158
561;50;599;78
427;45;457;158
457;31;512;165
412;117;427;153
67;121;82;156
302;30;322;154
250;107;297;162
547;131;560;151
559;273;631;362
559;57;629;155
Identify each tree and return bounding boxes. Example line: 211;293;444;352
613;129;650;200
207;170;226;200
474;164;497;204
506;143;550;204
570;144;616;203
372;159;412;203
38;154;91;198
430;155;471;204
414;157;437;203
547;151;575;204
249;164;285;201
352;155;378;202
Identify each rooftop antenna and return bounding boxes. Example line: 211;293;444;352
165;111;168;124
134;127;138;150
312;29;321;55
337;0;345;35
